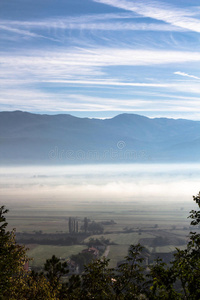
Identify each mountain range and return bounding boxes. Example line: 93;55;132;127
1;111;200;164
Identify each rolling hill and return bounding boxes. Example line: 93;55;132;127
1;111;200;164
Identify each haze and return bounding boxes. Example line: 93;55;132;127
1;164;199;209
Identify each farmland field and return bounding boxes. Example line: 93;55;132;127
28;245;86;268
4;199;193;268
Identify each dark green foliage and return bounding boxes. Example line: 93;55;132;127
69;217;79;234
16;232;79;245
81;218;104;234
0;206;27;298
148;258;180;299
44;255;69;289
68;217;72;234
189;193;200;226
83;217;88;233
148;192;200;299
113;244;146;299
80;258;114;299
70;252;94;272
87;221;104;234
0;206;55;299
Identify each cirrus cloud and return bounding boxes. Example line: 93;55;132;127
93;0;200;33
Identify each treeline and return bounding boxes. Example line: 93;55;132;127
16;232;82;246
68;217;78;234
1;192;200;299
68;217;104;234
16;217;104;246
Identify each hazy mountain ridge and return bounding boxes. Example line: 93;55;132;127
1;111;200;164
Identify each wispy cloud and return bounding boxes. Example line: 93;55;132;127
174;71;200;80
0;14;183;45
1;48;200;96
0;25;44;38
43;79;169;88
1;48;200;72
2;88;200;114
41;80;200;95
0;7;187;48
0;13;136;27
0;16;182;34
1;47;200;112
93;0;200;33
0;25;60;42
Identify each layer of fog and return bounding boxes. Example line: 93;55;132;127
1;164;200;206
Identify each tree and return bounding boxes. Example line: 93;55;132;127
171;192;200;298
68;217;72;234
148;192;200;299
70;252;94;273
0;206;28;298
81;258;114;299
76;220;79;233
113;244;146;299
44;255;69;289
83;217;88;233
69;217;79;234
87;221;104;234
0;206;56;299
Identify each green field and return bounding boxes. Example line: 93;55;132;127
4;199;192;268
28;245;86;268
107;245;129;268
84;231;155;245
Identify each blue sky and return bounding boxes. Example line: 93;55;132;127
1;0;200;119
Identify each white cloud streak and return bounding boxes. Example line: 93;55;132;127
1;86;200;114
1;48;200;73
174;71;200;80
0;9;184;43
0;13;136;27
0;25;44;38
0;25;60;42
43;79;169;88
0;18;182;34
1;46;200;113
93;0;200;33
1;48;200;97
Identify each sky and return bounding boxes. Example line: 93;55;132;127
1;0;200;119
